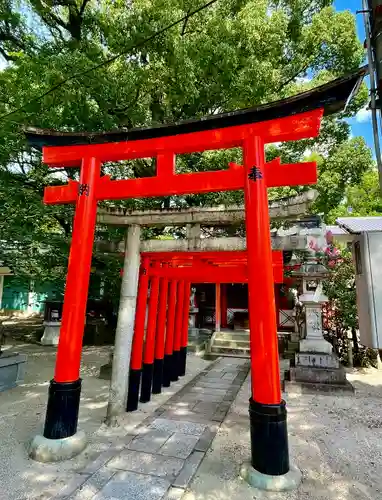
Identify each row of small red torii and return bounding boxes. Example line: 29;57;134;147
126;250;284;406
40;107;323;476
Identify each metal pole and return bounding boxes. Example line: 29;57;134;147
363;0;382;192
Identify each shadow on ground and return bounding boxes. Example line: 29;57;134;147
184;369;382;500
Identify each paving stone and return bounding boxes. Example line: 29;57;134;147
69;467;116;500
94;470;170;500
222;394;235;402
194;428;216;453
165;401;198;411
149;418;206;436
163;487;185;500
197;381;232;390
54;474;91;499
190;387;227;396
158;433;199;459
212;408;229;422
80;449;118;475
107;450;184;480
80;437;135;475
192;401;219;415
159;411;212;425
180;393;224;403
128;429;173;453
172;451;205;489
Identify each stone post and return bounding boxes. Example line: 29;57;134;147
106;224;141;423
299;281;332;354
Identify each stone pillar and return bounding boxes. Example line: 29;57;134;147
106;225;141;423
187;223;201;250
215;283;221;332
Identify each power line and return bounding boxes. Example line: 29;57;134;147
0;0;219;123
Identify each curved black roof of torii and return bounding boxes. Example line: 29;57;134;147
25;67;366;150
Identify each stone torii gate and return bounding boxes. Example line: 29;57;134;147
26;68;364;489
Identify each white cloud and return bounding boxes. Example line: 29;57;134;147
355;107;371;123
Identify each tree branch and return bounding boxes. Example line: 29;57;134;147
79;0;91;16
181;8;191;36
277;62;311;93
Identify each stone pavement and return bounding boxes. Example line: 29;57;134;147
57;357;249;500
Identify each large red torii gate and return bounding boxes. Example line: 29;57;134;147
26;68;364;481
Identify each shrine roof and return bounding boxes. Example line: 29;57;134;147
25;67;366;150
336;217;382;233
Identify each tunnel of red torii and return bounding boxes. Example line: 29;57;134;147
124;249;284;406
26;67;364;478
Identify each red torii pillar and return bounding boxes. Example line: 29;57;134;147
179;281;191;376
173;280;185;380
163;279;178;387
152;266;169;393
140;261;160;403
126;256;150;412
42;157;100;440
243;136;287;476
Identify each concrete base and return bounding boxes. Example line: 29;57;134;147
0;352;27;392
41;322;61;346
285;380;354;394
99;362;112;380
240;462;302;492
299;338;332;354
28;430;87;463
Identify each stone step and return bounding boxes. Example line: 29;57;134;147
280;358;291;372
287;341;300;350
283;350;296;359
187;340;206;354
208;352;250;359
211;345;250;356
213;332;250;342
213;339;250;348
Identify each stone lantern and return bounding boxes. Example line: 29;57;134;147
296;261;332;354
289;256;351;390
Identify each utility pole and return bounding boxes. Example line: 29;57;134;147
362;0;382;192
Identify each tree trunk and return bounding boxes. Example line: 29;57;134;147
351;326;359;354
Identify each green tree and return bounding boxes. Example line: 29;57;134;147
0;0;371;286
323;248;377;367
328;169;382;220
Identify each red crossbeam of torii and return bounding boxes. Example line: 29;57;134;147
43;109;321;205
44;113;322;205
138;250;284;283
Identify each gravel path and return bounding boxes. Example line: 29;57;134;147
0;342;211;500
184;368;382;500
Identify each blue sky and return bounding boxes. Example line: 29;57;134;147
334;0;374;152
